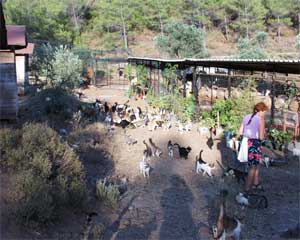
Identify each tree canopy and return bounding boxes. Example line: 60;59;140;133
155;22;209;58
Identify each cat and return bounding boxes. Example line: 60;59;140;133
143;140;153;158
104;113;112;126
206;128;214;149
195;150;215;177
124;134;137;145
212;190;242;240
163;121;172;131
167;140;174;159
115;119;136;129
235;193;249;206
149;138;163;157
173;143;192;159
235;192;268;209
139;160;150;177
224;168;248;183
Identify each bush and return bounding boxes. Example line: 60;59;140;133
26;87;78;120
255;31;268;48
267;128;293;150
237;38;268;59
0;123;86;226
49;46;83;89
155;22;209;58
200;79;256;134
147;91;196;122
96;178;120;208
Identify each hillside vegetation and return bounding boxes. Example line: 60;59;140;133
3;0;300;58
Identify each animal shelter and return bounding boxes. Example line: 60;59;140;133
127;57;300;138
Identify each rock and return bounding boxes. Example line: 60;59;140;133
288;98;299;112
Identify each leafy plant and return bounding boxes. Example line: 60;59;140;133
124;64;134;82
49;46;83;89
200;79;256;134
267;128;293;150
237;37;268;59
96;178;120;208
254;31;268;48
162;64;179;94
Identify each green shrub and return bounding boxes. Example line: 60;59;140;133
49;46;83;89
96;178;120;208
200;79;256;134
267;128;293;150
0;123;86;226
27;87;77;120
155;22;209;58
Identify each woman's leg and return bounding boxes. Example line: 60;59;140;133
253;165;260;185
245;166;256;192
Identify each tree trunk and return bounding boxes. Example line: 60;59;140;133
224;15;229;40
156;0;164;35
244;3;249;39
71;0;79;30
277;16;281;46
298;13;300;34
120;2;128;50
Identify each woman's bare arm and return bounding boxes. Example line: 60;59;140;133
259;115;266;140
239;122;244;136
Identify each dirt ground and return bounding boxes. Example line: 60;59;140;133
1;86;299;240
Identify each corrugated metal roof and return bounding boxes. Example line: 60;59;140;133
6;25;27;49
128;57;300;74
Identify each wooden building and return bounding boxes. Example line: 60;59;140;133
0;22;27;119
15;42;34;95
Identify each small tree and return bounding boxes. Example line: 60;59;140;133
155;22;209;58
237;38;268;59
254;31;268;48
162;64;179;94
49;46;83;89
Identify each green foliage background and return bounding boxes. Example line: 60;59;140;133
3;0;299;52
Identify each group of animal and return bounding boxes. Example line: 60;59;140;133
139;139;193;178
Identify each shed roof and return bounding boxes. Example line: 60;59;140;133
127;57;300;75
6;25;27;49
15;43;34;55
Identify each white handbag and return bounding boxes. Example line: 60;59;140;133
238;136;248;163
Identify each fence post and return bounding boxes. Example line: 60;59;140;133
193;66;199;105
228;69;232;98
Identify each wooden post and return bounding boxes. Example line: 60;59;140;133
283;112;287;132
270;73;275;123
228;69;232;98
193;66;199;105
183;67;187;98
157;62;160;95
210;68;213;105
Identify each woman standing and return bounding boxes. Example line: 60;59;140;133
239;102;268;195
